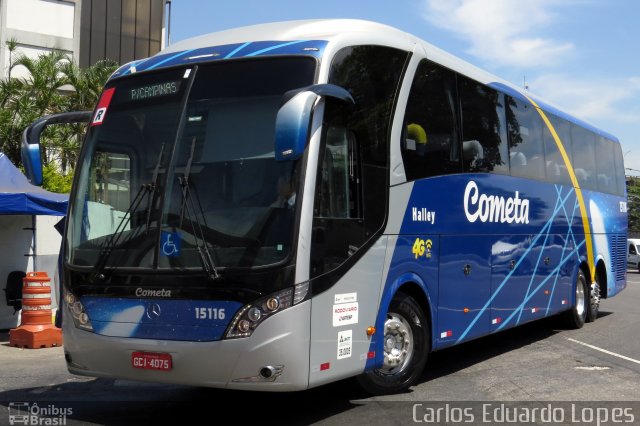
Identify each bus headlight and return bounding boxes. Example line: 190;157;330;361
225;282;310;339
64;289;93;332
247;307;262;321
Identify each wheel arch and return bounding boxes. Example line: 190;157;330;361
578;259;592;285
565;260;591;308
595;257;608;299
397;281;433;349
383;273;434;353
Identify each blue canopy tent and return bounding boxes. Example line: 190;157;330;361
0;153;68;329
0;153;68;216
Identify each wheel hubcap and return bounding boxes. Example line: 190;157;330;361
591;282;600;311
576;281;585;316
380;313;414;375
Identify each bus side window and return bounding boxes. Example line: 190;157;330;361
402;59;460;181
458;76;509;174
544;115;572;186
314;127;361;219
612;141;626;197
506;96;546;181
571;124;597;191
595;136;616;194
311;124;365;277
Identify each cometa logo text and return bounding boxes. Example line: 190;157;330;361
463;180;530;224
135;288;172;297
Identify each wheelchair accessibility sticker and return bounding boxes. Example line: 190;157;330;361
161;231;181;257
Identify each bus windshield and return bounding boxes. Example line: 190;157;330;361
66;57;316;271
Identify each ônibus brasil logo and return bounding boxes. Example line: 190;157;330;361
8;402;72;425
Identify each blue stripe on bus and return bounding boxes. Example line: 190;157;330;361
455;184;577;343
515;192;561;325
114;60;145;77
146;49;196;71
496;239;585;331
225;41;252;58
545;186;579;313
245;40;310;57
547;185;579;312
108;40;328;80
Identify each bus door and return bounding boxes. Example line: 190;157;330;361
437;235;491;347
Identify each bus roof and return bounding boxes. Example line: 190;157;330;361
111;19;619;143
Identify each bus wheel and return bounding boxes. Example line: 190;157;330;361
562;270;588;329
356;291;428;395
586;276;600;323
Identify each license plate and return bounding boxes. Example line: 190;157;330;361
132;351;172;371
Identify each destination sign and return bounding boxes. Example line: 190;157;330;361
129;81;181;101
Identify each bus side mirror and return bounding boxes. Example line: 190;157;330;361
274;84;354;161
21;111;92;186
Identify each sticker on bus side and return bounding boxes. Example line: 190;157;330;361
332;302;358;327
91;87;115;126
160;231;181;257
334;292;357;304
337;330;352;359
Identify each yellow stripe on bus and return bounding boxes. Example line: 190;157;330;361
524;95;596;282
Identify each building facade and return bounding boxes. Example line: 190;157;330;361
79;0;166;68
0;0;166;79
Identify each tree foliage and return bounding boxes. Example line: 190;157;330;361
0;40;118;192
628;177;640;233
42;163;74;194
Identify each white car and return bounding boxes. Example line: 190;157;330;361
628;239;640;272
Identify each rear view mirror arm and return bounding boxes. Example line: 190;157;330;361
21;111;92;186
275;84;354;162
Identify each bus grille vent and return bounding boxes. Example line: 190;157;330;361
610;234;627;283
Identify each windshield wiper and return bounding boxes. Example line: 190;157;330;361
179;137;220;280
90;185;148;281
145;143;165;232
91;146;165;282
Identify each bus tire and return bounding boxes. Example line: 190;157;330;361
561;269;588;329
356;291;429;395
586;275;600;323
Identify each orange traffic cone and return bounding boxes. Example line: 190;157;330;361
9;272;62;349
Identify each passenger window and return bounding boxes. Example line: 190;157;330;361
506;96;546;181
314;127;360;219
459;77;509;174
630;244;637;255
402;60;460;181
570;125;597;190
612;141;626;196
544;115;573;186
595;136;616;194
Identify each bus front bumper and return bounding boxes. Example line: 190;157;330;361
62;300;311;391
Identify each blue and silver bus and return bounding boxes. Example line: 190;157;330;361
23;19;628;394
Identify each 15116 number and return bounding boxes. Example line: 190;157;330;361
195;307;225;320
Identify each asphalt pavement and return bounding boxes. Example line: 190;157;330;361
0;272;639;425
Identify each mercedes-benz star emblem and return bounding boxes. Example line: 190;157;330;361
146;303;162;320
